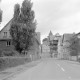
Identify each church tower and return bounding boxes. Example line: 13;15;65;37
48;30;54;41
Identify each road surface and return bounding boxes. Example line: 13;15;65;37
8;58;80;80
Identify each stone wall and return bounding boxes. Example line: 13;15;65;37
0;40;14;51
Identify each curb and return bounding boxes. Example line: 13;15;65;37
0;59;41;80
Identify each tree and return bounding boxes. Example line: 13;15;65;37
10;0;36;53
0;9;2;23
13;3;20;20
42;38;48;42
0;0;2;23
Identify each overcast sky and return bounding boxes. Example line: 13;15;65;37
1;0;80;40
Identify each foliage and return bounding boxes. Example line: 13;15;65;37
10;0;36;53
0;0;2;23
0;9;2;23
42;38;48;42
0;57;31;71
13;3;20;19
0;50;19;57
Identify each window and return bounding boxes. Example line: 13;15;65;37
6;41;11;46
4;32;7;37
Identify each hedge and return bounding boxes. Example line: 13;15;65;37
0;57;31;71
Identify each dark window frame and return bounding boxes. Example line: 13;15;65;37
6;41;11;46
4;32;7;37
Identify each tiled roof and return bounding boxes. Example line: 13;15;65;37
0;19;13;39
0;19;13;33
63;33;75;42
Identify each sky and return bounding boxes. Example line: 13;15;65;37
1;0;80;41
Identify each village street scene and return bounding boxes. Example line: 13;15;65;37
0;0;80;80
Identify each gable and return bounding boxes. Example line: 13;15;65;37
76;32;80;38
0;19;13;39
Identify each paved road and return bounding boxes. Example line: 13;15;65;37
8;58;80;80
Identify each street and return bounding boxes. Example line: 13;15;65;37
8;58;80;80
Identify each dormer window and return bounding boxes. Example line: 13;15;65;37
4;32;7;37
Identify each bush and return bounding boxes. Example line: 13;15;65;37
0;50;3;57
2;51;14;56
0;57;31;71
0;58;6;67
0;50;20;57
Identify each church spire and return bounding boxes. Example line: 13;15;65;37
48;30;54;41
49;30;53;36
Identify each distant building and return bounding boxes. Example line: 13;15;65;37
41;37;50;58
58;33;75;59
57;36;64;59
53;33;61;51
63;33;75;59
76;32;80;56
54;33;61;40
44;31;61;57
48;30;54;41
42;37;50;53
42;38;49;45
42;31;62;57
41;44;50;53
